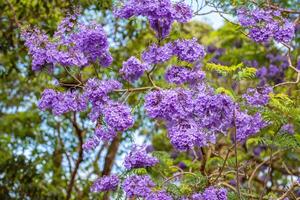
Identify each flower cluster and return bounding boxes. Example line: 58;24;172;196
38;89;87;115
142;43;173;64
122;175;155;198
251;53;289;85
242;86;272;107
173;38;206;62
235;111;266;142
237;8;295;43
165;66;205;85
22;14;112;71
115;0;193;38
124;145;159;169
281;124;295;134
146;190;173;200
120;56;149;82
145;83;267;150
192;186;227;200
90;175;119;193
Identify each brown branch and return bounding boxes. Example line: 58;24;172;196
66;113;84;200
212;147;232;184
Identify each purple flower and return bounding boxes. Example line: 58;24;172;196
274;20;295;43
173;38;206;63
83;78;122;108
103;101;134;132
95;126;117;141
142;43;173;64
124;145;159;169
194;94;235;134
120;56;149;82
242;87;272;107
146;190;173;200
122;175;155;198
236;111;266;142
201;186;227;200
237;7;295;43
83;135;101;151
22;17;112;70
38;89;87;115
281;124;294;134
115;0;192;39
172;2;193;23
165;66;205;85
90;175;119;192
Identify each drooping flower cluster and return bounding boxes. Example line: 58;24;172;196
192;186;227;200
242;86;272;107
237;8;295;43
22;14;112;71
122;175;155;198
115;0;193;38
90;175;119;193
38;89;87;115
81;78;134;150
124;145;159;169
120;56;149;82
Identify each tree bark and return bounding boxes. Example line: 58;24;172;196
66;113;84;200
102;133;122;200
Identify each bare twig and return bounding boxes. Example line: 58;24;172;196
212;147;232;184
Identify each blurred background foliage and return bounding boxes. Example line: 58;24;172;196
0;0;299;199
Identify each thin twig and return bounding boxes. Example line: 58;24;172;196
233;110;242;199
212;147;232;184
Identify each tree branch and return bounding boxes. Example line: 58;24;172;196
66;113;84;200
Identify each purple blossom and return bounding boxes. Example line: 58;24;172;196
142;43;173;64
167;119;199;151
120;56;149;82
90;175;119;192
194;94;235;134
145;89;194;121
82;135;101;151
172;2;193;23
237;8;295;43
124;145;159;169
236;111;266;142
103;101;134;132
201;186;227;200
165;66;205;85
114;0;192;39
192;187;227;200
173;38;206;63
122;175;155;198
242;87;272;107
274;20;295;43
38;89;87;115
84;78;122;107
281;124;294;134
146;190;173;200
95;126;117;141
22;18;112;70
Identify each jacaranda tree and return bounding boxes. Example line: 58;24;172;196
2;0;300;199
